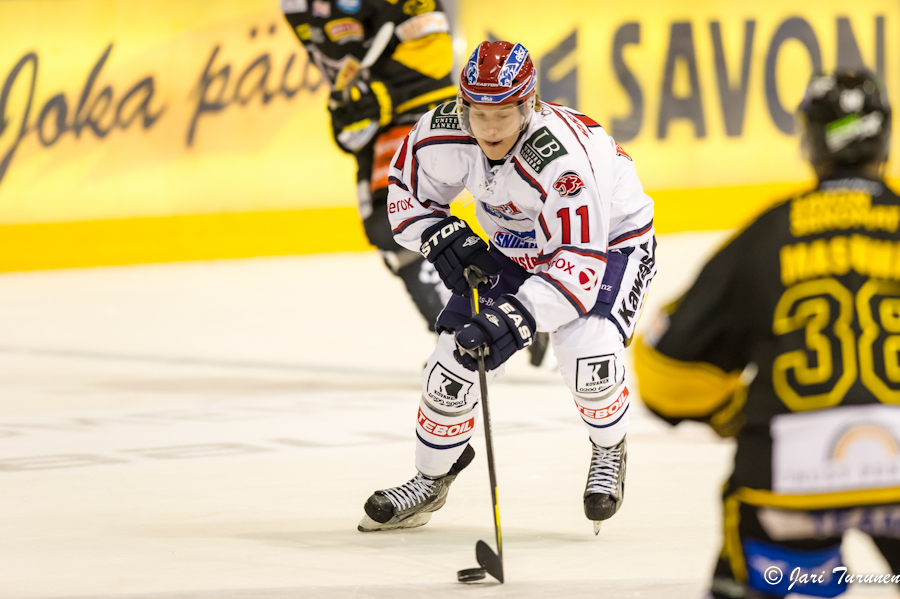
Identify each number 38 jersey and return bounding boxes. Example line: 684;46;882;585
635;175;900;497
387;101;655;333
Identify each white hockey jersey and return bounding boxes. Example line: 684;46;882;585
388;101;655;333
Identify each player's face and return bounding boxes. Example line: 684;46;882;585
468;104;524;160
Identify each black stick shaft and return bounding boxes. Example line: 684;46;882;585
469;288;503;560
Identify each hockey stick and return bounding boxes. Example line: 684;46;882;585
457;268;504;584
330;22;395;106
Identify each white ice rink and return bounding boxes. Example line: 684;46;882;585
1;232;898;599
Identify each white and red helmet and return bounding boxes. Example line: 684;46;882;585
457;41;537;135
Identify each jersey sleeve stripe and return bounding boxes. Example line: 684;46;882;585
610;220;654;246
535;245;608;265
538;271;586;315
513;158;547;202
415;430;473;450
393;136;409;170
413;135;477;151
580;404;629;429
392;212;445;235
421;198;451;209
538;214;552;240
388;176;409;192
547;105;598;182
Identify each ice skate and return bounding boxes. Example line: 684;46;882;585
358;444;475;532
584;436;626;535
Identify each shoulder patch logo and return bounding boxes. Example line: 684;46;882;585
336;0;361;14
403;0;435;16
325;18;364;44
615;141;632;161
430;101;460;130
295;23;311;40
521;127;568;174
312;0;331;17
553;171;585;197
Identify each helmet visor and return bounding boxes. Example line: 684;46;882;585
457;99;528;139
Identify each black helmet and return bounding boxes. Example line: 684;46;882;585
797;69;891;173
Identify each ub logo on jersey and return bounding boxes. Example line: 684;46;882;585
575;355;616;395
493;229;537;249
521;127;568;173
498;43;528;87
426;363;474;409
554;171;585;197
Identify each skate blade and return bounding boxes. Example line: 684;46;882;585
357;511;432;532
593;520;602;535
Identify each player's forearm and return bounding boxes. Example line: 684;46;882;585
387;187;448;252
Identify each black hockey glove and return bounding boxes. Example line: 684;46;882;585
329;80;393;153
420;216;500;297
454;295;536;372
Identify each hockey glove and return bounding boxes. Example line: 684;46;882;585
329;80;393;153
454;294;536;371
420;216;500;297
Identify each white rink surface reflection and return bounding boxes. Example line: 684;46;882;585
0;232;897;599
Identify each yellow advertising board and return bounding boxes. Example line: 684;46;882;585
459;0;900;232
0;0;370;270
0;0;897;271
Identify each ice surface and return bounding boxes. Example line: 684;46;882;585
0;233;895;598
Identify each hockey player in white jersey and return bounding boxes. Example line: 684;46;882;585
358;40;656;533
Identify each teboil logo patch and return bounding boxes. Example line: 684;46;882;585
553;171;585;197
575;354;616;394
576;387;629;420
417;409;475;438
426;363;473;408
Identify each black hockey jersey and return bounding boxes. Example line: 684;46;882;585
635;174;900;508
282;0;456;124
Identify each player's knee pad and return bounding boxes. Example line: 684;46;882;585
420;333;481;418
553;316;626;400
417;334;486;462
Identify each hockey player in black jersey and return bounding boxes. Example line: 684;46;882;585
281;0;456;328
635;69;900;597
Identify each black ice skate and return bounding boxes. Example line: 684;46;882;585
358;444;476;532
584;436;627;535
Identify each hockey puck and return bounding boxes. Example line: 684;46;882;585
457;567;487;583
